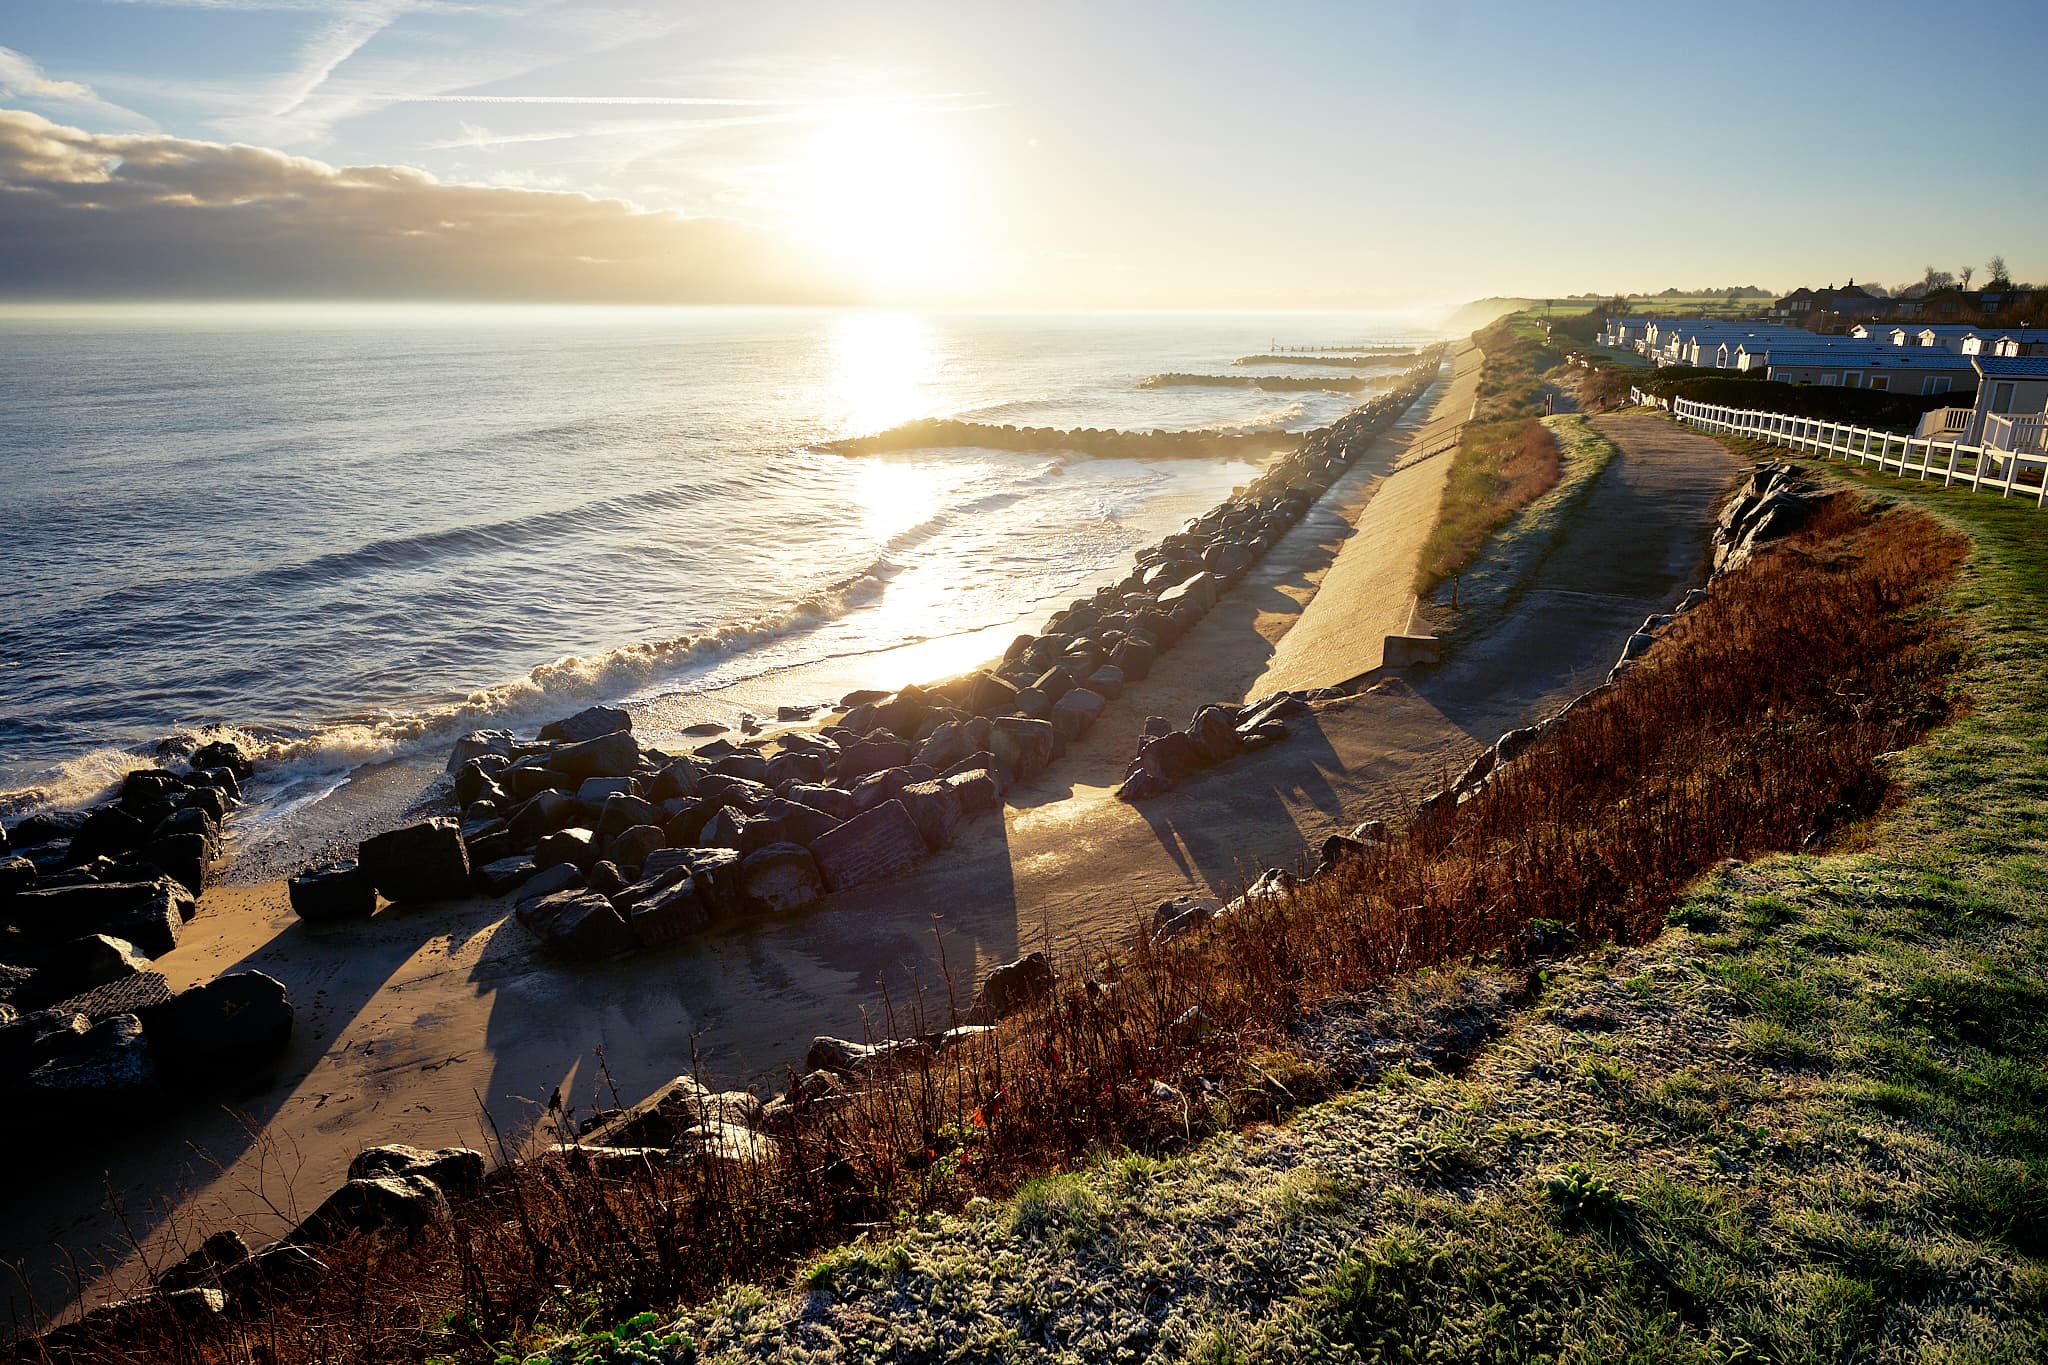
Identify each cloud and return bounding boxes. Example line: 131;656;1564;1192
0;47;153;129
0;107;846;303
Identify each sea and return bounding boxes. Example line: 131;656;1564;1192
0;306;1438;852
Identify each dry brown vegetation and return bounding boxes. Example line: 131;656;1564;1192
16;492;1970;1364
1414;417;1563;593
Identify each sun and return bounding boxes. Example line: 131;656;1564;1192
788;108;971;297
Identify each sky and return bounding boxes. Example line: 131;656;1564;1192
2;0;2045;309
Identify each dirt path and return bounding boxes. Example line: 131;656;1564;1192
0;411;1742;1324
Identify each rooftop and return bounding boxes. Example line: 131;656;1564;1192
1975;355;2048;378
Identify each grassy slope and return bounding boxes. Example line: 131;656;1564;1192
1423;413;1618;637
549;451;2047;1365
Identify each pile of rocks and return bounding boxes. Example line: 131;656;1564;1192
279;364;1443;961
1713;462;1818;575
1114;693;1318;801
0;742;295;1123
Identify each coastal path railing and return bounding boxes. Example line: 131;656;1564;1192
1634;392;2048;509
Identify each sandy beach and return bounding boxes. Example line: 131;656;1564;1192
0;370;1743;1325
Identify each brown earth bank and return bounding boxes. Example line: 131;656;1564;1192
1;362;1743;1339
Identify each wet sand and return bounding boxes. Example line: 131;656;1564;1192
0;390;1742;1326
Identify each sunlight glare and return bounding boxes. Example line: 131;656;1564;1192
825;310;942;437
789;108;971;296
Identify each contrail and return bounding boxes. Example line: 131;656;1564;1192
395;93;972;107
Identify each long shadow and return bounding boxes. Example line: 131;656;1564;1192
463;805;1023;1146
0;906;436;1329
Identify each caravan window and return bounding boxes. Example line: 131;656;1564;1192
1992;381;2016;414
1869;376;1889;390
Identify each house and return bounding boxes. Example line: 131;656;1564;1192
1989;329;2048;358
1771;282;1887;324
1966;355;2048;451
1755;346;1976;394
1904;325;1986;352
1850;325;1912;345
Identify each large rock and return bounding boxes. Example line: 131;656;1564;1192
976;952;1053;1018
475;855;539;896
578;1074;711;1148
625;876;708;947
142;971;292;1084
289;1174;451;1247
991;717;1058;780
1051;687;1106;741
896;779;964;850
507;789;582;847
22;1013;162;1117
5;879;195;957
1187;705;1244;764
836;736;913;782
808;800;925;892
739;843;822;915
190;739;255;782
348;1143;484;1197
546;730;640;781
533;826;600;873
517;890;634;960
538;705;632;745
357;819;471;904
146;832;212;895
604;824;668;872
288;862;376;923
39;933;150;1000
69;807;148;864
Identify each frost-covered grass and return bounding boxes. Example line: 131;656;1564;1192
532;457;2048;1364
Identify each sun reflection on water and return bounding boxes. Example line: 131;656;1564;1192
826;311;941;438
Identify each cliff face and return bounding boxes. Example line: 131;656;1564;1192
1441;296;1533;335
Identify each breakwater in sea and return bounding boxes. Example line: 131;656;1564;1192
817;416;1300;461
1139;373;1381;392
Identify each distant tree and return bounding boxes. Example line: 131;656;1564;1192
1960;266;1975;290
1987;254;2010;286
1923;265;1956;290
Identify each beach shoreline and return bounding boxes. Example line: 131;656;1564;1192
4;347;1483;1320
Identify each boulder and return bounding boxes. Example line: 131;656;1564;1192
445;729;514;774
1187;705;1244;765
347;1143;484;1197
22;1013;162;1117
943;768;1001;814
538;705;631;745
1051;687;1107;741
546;730;640;781
533;826;600;873
739;843;823;915
517;890;634;961
475;855;538;896
605;824;668;872
1135;730;1205;786
808;800;925;892
578;1074;711;1149
677;846;743;918
804;1034;931;1076
190;739;255;782
454;757;509;808
991;717;1059;780
504;764;575;803
1085;665;1126;701
976;952;1054;1018
513;862;584;906
288;1174;451;1247
503;790;573;848
41;933;151;999
649;757;701;802
47;970;173;1024
836;736;913;782
914;720;973;771
0;855;34;897
751;798;840;848
576;775;637;807
146;832;212;894
6;879;195;957
159;1230;253;1293
587;860;628;897
357;819;471;904
1319;834;1369;871
896;779;964;850
625;876;708;947
143;971;292;1084
1152;894;1222;944
68;807;147;864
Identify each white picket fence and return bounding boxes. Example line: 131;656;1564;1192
1629;389;2048;508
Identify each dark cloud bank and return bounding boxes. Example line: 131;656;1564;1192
0;108;845;303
